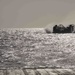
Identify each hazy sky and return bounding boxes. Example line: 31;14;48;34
0;0;75;28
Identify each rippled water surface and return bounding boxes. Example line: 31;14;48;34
0;28;75;69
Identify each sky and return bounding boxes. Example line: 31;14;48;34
0;0;75;28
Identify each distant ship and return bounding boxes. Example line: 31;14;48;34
45;24;75;33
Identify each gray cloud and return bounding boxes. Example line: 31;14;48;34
0;0;75;28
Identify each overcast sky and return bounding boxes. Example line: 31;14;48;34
0;0;75;28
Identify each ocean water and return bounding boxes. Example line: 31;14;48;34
0;28;75;69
